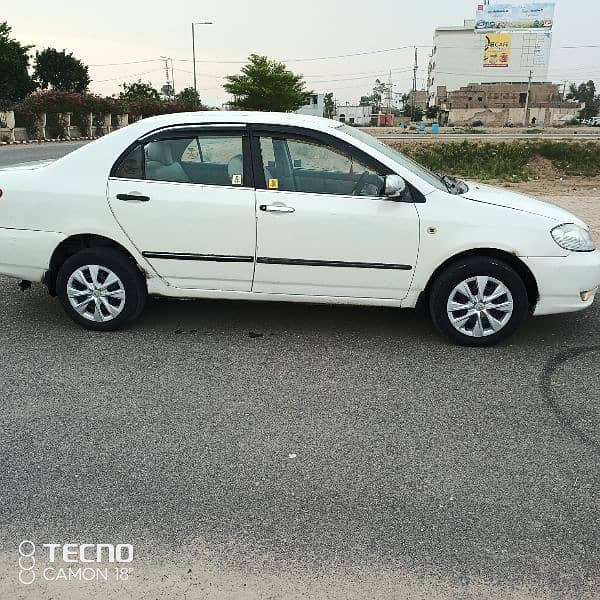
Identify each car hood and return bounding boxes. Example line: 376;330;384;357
463;182;587;228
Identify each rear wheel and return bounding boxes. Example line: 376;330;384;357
429;257;529;347
56;248;147;331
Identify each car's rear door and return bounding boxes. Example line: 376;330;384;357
251;126;420;299
107;125;256;291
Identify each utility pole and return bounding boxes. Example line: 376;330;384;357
412;47;418;121
192;21;213;106
191;23;196;97
523;69;533;126
161;56;172;99
387;70;393;115
170;58;176;97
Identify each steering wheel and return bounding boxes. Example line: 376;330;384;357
352;171;370;196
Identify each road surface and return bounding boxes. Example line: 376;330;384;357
1;136;599;600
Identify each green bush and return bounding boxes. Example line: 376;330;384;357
389;140;600;181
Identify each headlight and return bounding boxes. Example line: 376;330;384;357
551;223;596;252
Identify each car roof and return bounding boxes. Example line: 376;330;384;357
137;110;343;132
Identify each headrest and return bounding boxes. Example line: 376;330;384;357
146;141;173;165
227;154;243;179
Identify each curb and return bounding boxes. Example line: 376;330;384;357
0;137;97;146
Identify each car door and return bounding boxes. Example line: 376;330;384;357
107;126;256;291
251;127;420;299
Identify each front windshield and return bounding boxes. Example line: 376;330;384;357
338;124;448;192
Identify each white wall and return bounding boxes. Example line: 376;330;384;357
334;105;372;126
428;22;551;105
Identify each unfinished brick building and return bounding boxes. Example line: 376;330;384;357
436;82;583;126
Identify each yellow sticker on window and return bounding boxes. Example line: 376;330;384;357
231;174;242;185
268;178;279;189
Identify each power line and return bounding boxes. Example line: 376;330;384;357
85;42;600;69
89;59;161;67
93;68;164;83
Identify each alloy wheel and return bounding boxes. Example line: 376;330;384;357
66;264;126;322
446;275;514;338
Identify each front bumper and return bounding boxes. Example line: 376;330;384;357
522;250;600;316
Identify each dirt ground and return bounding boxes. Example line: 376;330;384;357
2;553;592;600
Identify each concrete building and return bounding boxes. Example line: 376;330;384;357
295;93;325;118
437;82;583;127
427;19;552;106
334;105;372;126
405;90;428;112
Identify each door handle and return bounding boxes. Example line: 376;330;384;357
259;204;295;213
116;193;150;202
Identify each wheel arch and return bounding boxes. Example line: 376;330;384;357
44;233;146;296
417;248;539;312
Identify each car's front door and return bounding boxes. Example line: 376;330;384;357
252;127;420;299
107;126;255;290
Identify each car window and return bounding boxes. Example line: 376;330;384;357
114;145;144;179
114;134;246;188
259;136;385;197
338;124;447;192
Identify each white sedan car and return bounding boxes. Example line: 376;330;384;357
1;112;599;346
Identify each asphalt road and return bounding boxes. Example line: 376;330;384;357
0;140;89;167
1;142;599;599
1;278;599;598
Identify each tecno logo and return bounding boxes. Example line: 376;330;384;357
18;540;134;585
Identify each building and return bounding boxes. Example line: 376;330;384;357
334;105;373;126
437;82;583;126
428;19;552;107
295;93;325;118
405;90;428;112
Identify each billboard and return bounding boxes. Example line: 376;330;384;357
483;33;512;67
475;3;555;33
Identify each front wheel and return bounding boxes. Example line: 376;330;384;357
429;257;529;347
56;248;147;331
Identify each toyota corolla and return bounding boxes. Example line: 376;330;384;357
0;112;598;346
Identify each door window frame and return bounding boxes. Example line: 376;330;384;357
109;125;255;189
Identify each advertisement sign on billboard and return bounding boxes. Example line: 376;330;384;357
475;3;555;33
483;33;512;67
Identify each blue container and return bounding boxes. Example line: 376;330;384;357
431;123;440;134
418;122;426;132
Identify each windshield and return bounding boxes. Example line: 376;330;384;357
338;124;448;192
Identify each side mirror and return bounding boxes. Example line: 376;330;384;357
383;174;407;200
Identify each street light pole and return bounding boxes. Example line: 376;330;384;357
191;21;213;106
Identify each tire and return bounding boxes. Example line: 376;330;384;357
56;248;147;331
429;256;529;347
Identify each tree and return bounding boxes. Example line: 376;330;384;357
175;86;200;107
403;105;424;122
566;80;600;119
224;54;310;112
359;79;389;113
323;92;335;118
119;80;160;102
401;92;424;122
425;105;438;120
34;48;90;93
0;22;35;106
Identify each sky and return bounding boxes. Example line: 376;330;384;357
4;0;600;107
